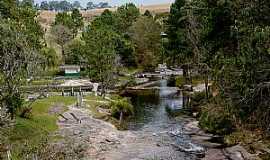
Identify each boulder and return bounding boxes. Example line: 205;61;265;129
224;145;258;160
203;149;228;160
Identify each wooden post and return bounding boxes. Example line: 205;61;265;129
71;87;74;96
7;150;11;160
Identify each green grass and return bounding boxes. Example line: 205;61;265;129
84;94;109;119
121;67;142;75
7;96;76;159
175;75;205;87
84;94;134;130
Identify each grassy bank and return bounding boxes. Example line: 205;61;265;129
84;94;133;129
1;96;76;159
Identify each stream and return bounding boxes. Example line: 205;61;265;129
117;79;205;159
55;79;254;159
56;79;209;160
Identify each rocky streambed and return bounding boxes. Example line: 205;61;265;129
50;80;258;160
53;106;200;160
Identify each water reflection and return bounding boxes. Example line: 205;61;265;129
126;80;187;130
124;79;205;156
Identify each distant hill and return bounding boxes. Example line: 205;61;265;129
38;3;171;27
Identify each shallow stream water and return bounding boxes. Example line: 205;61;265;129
57;79;208;160
121;79;205;159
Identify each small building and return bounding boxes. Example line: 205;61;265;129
60;65;80;77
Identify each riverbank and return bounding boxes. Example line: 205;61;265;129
183;81;270;160
50;105;200;160
51;103;260;160
0;96;76;159
1;78;267;159
181;118;261;160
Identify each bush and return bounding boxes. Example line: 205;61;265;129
18;106;33;119
190;92;208;107
111;98;134;119
175;76;185;87
199;104;234;135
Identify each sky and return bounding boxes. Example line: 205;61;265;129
34;0;174;7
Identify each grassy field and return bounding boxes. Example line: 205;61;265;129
3;96;76;159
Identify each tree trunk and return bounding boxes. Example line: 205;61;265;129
188;64;192;85
119;111;123;125
61;45;65;64
183;66;188;84
101;83;106;98
204;73;209;100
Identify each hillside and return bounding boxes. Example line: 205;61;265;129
38;3;171;27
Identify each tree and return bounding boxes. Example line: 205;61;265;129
40;1;49;10
0;0;43;123
91;9;116;29
143;10;152;17
48;1;59;11
65;39;84;65
54;12;73;28
0;0;16;18
166;0;189;66
98;2;110;8
129;16;162;70
72;1;81;9
114;3;140;33
91;9;136;67
86;1;94;9
41;47;58;68
71;9;84;36
51;25;73;64
58;0;72;11
20;0;34;7
168;0;270;133
0;20;41;119
16;3;44;49
54;10;84;37
82;27;121;96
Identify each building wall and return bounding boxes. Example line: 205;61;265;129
65;69;80;74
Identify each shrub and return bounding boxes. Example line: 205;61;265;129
190;92;208;107
111;98;134;119
175;76;186;87
18;106;33;119
199;104;234;135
